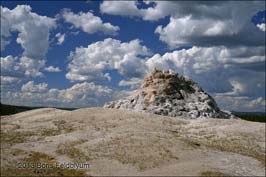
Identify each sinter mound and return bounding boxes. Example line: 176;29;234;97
104;69;232;118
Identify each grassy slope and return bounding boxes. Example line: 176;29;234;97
0;103;39;116
234;114;265;123
0;103;76;116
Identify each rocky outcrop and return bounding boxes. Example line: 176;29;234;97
104;69;233;119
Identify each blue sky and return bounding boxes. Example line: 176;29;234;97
0;0;265;112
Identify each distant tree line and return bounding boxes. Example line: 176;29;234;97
0;103;76;116
233;113;265;123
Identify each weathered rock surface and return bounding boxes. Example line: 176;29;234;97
104;69;232;118
1;108;265;176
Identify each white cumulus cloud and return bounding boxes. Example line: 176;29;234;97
0;76;20;85
119;77;142;89
1;55;45;85
257;23;266;31
214;95;265;112
21;81;48;93
100;1;265;48
44;66;61;72
62;9;119;35
1;82;113;108
0;5;56;83
66;38;151;82
100;1;142;18
55;33;65;45
1;5;56;59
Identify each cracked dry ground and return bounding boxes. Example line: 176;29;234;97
1;108;265;176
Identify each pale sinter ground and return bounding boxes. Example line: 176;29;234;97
1;108;265;176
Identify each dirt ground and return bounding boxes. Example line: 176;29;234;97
1;108;265;176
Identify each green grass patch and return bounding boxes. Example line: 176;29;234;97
56;140;90;163
181;136;265;167
207;138;265;166
1;131;35;145
200;170;226;176
53;120;75;133
39;129;62;137
86;135;179;171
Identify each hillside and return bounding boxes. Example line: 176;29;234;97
233;112;266;123
0;103;76;116
1;108;265;176
0;103;40;116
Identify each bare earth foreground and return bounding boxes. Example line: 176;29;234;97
1;108;265;176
